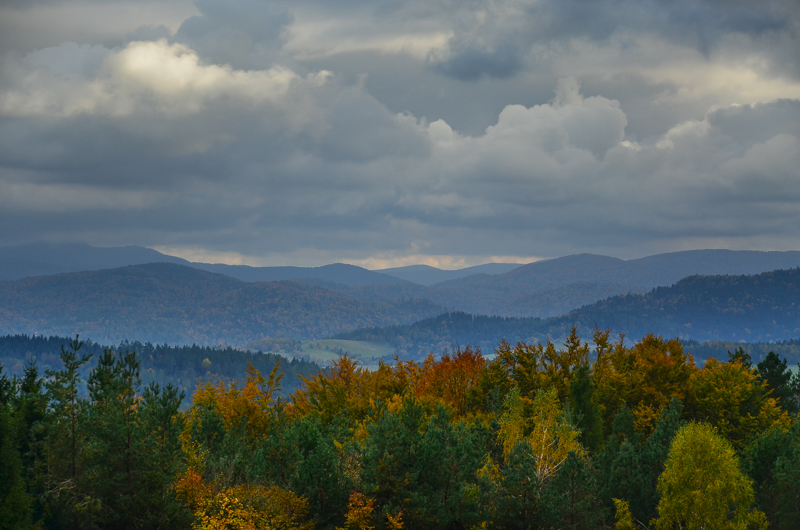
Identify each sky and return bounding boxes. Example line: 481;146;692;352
0;0;799;269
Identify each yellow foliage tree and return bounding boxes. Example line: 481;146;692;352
688;358;788;448
593;333;696;434
175;468;312;530
613;499;637;530
291;354;407;424
653;422;767;530
496;327;590;403
187;361;283;440
498;387;583;482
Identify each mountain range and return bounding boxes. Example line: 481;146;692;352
338;267;800;357
293;250;800;317
4;243;800;319
0;263;445;345
3;243;800;352
0;242;409;286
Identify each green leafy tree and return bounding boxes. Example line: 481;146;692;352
653;422;767;530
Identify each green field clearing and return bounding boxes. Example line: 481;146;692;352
280;339;395;370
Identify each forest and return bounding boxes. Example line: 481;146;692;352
2;329;800;529
0;334;320;399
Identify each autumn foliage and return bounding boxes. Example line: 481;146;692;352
4;329;800;529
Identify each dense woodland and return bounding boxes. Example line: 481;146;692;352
3;329;800;529
0;334;319;400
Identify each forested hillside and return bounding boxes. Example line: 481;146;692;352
339;268;800;356
0;334;320;399
0;263;446;345
3;331;800;529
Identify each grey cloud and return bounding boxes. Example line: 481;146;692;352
174;0;292;69
125;24;173;43
2;1;800;263
434;42;523;81
432;0;799;80
2;47;799;260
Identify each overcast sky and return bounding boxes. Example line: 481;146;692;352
1;0;799;268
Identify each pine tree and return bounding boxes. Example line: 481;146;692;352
541;451;604;529
0;363;33;529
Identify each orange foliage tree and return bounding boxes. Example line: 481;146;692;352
187;361;283;440
594;333;697;434
291;354;400;424
414;346;485;416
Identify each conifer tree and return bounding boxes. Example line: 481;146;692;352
0;363;33;529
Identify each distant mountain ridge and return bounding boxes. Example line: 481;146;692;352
0;243;407;286
0;263;446;345
376;263;522;285
338;267;800;357
0;242;189;280
4;243;800;320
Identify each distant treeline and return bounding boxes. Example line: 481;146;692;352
682;338;800;366
0;334;321;399
335;311;544;357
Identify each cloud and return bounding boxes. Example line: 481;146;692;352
173;0;292;69
2;26;799;264
1;0;800;265
428;0;799;80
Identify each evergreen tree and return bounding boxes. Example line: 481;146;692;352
772;421;800;529
289;415;350;529
744;425;797;530
569;364;604;453
13;360;48;525
479;442;542;530
541;451;604;529
757;352;795;413
43;336;94;528
0;363;33;529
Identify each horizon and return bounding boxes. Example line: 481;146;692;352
5;240;800;271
